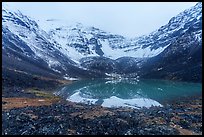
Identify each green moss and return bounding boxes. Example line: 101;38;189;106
25;88;60;99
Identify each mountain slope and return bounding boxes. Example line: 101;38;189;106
2;2;202;82
140;16;202;82
2;6;106;79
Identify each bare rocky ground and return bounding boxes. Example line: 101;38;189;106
2;69;202;135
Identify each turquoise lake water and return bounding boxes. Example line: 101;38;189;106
55;79;202;109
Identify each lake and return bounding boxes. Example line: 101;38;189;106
54;79;202;109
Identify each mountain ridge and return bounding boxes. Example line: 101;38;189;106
2;2;202;82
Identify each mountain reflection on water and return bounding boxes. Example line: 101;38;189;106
54;79;202;109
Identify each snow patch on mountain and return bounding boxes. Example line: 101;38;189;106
43;22;170;61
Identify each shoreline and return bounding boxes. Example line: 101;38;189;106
2;83;202;135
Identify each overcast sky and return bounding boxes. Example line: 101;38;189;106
3;2;198;38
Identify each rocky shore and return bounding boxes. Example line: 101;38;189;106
2;71;202;135
2;86;202;135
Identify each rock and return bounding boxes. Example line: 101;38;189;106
2;96;202;135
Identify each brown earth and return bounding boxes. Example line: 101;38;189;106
2;97;60;111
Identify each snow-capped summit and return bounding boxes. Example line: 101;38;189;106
130;2;202;51
35;2;201;62
2;6;83;77
44;21;167;61
2;2;202;82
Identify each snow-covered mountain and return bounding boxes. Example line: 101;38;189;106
140;13;202;82
130;2;202;49
36;3;202;62
41;21;167;62
2;2;202;82
137;2;202;82
2;5;105;79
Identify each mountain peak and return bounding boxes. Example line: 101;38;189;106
2;2;202;82
195;2;202;8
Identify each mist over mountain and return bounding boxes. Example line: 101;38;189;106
2;2;202;82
